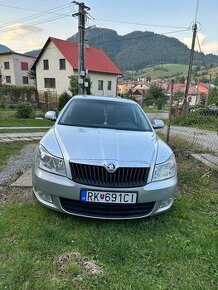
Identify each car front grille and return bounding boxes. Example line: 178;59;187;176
69;162;150;188
59;197;155;218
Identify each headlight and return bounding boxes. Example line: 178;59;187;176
152;154;176;182
36;144;66;176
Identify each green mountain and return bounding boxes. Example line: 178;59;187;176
67;28;218;70
24;49;40;57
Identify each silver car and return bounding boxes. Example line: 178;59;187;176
32;95;177;219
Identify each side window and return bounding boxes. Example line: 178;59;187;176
4;62;10;70
43;60;49;70
59;59;66;70
22;76;29;84
44;78;56;88
98;80;103;90
21;62;28;70
108;81;112;90
5;76;11;83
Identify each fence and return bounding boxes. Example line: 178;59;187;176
0;86;58;111
37;90;58;110
142;97;218;170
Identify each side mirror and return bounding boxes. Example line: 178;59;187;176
45;111;57;121
152;119;164;129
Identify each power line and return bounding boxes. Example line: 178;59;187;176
0;4;70;29
0;14;71;34
90;17;189;30
87;13;107;29
0;3;69;13
195;0;200;23
196;34;208;71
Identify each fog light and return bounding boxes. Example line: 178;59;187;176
160;198;173;208
36;189;53;203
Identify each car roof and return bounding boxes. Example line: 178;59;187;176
73;95;136;104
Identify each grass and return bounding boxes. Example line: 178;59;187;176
0;128;50;133
143;105;169;113
0;109;52;127
0;143;217;289
125;63;218;81
0;109;15;119
171;113;218;131
126;64;189;79
0;118;52;127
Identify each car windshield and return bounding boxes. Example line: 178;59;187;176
58;98;152;132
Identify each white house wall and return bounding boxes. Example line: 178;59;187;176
0;54;35;86
35;41;119;97
89;72;117;96
0;55;15;84
36;41;74;96
13;55;35;86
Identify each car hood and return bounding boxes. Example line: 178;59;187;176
54;125;158;167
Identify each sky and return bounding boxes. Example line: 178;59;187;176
0;0;218;55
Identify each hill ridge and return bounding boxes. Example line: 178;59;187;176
22;27;218;70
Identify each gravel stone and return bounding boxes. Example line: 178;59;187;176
0;143;37;185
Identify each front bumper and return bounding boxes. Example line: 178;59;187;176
32;165;177;220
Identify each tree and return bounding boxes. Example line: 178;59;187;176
173;91;185;105
146;84;167;110
175;75;185;83
68;75;92;96
213;74;218;86
28;69;37;86
68;75;79;96
58;91;71;110
207;87;218;105
146;75;151;82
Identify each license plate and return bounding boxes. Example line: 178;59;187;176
80;190;137;204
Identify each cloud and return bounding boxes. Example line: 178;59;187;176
201;43;218;55
182;32;218;55
0;23;44;51
27;39;45;49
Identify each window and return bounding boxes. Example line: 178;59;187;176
23;76;29;84
98;80;103;90
21;62;28;70
44;78;56;88
5;76;11;83
43;60;49;70
59;59;66;70
4;62;10;70
108;81;112;90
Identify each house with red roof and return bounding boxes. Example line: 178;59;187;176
166;83;200;106
32;37;122;97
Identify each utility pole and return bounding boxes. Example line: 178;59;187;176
72;1;90;94
182;23;198;115
166;79;174;144
205;73;211;106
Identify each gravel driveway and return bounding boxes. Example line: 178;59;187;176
0;144;37;208
0;144;37;186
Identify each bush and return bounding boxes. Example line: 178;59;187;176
171;112;218;130
16;102;33;118
59;92;71;110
